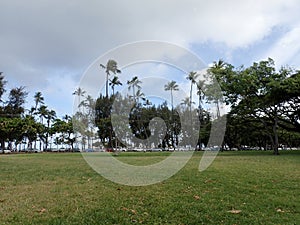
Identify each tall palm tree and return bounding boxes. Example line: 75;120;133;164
85;95;95;117
196;80;205;150
213;59;226;69
34;91;44;111
44;109;56;150
36;105;54;150
164;80;179;150
37;105;48;125
181;96;194;108
208;60;226;118
127;76;142;102
186;71;199;113
100;59;121;97
72;87;86;111
164;80;179;110
109;76;122;96
78;100;88;113
196;80;205;114
85;95;96;148
135;89;146;104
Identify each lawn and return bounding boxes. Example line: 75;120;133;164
0;151;299;224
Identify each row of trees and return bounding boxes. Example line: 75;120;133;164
0;73;76;151
210;58;300;154
1;57;299;154
73;58;299;154
72;60;213;150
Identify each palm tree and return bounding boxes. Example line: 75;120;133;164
143;99;152;107
34;92;44;111
44;109;56;150
135;89;146;104
100;60;121;97
207;60;226;118
213;59;226;69
78;100;88;113
127;76;142;102
164;80;179;110
37;105;48;124
72;87;86;111
196;80;205;150
164;80;179;150
85;95;95;120
181;96;194;108
186;71;199;113
85;95;95;148
36;105;56;150
109;76;122;96
196;80;205;115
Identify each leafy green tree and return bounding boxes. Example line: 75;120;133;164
22;116;43;150
51;116;76;150
95;95;114;147
206;60;232;118
272;72;300;132
213;58;299;154
4;86;28;117
2;117;25;150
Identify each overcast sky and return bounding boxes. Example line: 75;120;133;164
1;0;300;117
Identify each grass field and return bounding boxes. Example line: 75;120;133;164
0;151;299;224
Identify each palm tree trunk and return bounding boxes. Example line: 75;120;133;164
106;73;109;97
170;90;175;150
133;86;135;102
171;90;173;110
190;83;193;113
198;93;202;150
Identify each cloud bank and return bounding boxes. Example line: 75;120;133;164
0;0;299;115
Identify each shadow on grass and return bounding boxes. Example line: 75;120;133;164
216;150;300;156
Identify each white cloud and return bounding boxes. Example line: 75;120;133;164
263;26;300;69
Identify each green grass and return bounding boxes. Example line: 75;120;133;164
0;151;299;224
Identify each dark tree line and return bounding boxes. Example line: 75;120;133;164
90;58;299;153
93;93;211;150
0;73;76;152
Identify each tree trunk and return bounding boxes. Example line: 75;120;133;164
273;109;279;155
198;93;202;150
106;73;109;97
